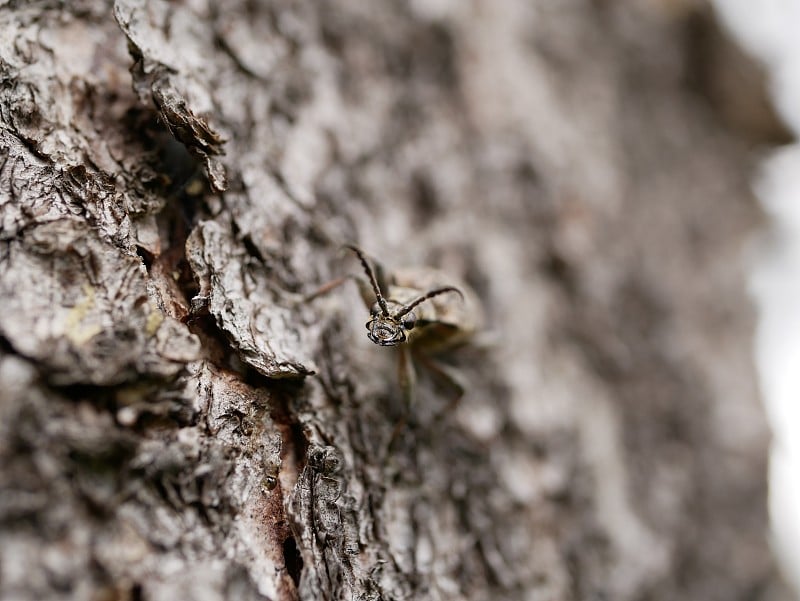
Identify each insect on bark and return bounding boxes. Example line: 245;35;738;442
309;245;481;407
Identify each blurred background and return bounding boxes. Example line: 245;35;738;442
714;0;800;594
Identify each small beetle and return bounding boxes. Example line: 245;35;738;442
310;245;481;406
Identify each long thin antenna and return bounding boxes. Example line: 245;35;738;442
393;286;463;318
344;245;390;316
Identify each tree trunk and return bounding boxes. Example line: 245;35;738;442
0;1;791;600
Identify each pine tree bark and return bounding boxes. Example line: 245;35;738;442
0;1;791;600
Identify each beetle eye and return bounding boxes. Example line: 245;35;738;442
370;302;381;316
402;312;416;331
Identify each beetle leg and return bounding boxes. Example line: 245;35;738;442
397;343;417;406
301;276;351;303
303;274;391;316
381;345;417;456
414;352;465;417
302;274;377;310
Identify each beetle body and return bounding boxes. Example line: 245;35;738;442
308;245;480;408
359;266;480;353
338;245;483;408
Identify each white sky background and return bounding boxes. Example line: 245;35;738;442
712;0;800;594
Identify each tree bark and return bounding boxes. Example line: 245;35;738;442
0;1;791;600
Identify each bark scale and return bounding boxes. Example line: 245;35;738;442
0;1;790;600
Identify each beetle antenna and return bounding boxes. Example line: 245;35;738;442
344;245;390;316
394;286;463;319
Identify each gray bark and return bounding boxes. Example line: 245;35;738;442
0;1;791;600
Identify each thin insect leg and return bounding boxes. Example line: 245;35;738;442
302;276;353;303
414;351;465;420
386;417;409;456
303;274;383;312
344;245;390;316
397;343;417;406
385;345;417;454
393;286;463;319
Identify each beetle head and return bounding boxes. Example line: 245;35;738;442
365;305;416;347
344;245;459;347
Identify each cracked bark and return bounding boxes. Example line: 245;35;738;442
0;1;792;600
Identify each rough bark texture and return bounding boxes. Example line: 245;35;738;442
0;1;791;600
